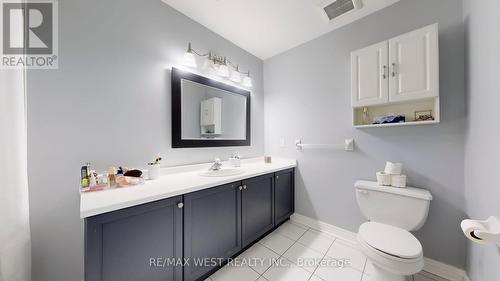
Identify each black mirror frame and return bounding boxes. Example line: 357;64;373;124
171;67;251;148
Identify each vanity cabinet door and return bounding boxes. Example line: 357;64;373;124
241;174;275;247
274;169;295;225
183;183;242;281
85;196;183;281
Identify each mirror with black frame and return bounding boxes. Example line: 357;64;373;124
171;68;251;148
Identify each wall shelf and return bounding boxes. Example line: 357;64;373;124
352;97;440;128
354;120;439;129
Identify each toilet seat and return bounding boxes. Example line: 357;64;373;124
357;222;424;276
359;222;422;259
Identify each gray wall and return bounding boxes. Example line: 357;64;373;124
264;0;467;268
463;0;500;280
26;1;263;281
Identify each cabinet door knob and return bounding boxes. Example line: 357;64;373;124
238;186;243;191
382;65;387;79
177;202;184;209
243;185;247;190
276;175;279;179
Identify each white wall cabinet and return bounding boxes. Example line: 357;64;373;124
351;24;439;127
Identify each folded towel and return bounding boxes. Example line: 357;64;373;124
373;114;405;124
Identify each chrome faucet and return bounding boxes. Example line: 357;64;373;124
209;158;223;171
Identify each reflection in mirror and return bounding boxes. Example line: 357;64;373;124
171;68;251;148
181;80;247;140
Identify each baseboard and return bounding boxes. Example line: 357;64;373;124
290;213;471;281
290;213;358;242
423;257;470;281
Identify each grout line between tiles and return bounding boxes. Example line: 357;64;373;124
360;251;368;279
259;225;311;279
307;235;335;281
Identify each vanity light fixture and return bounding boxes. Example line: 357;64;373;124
230;65;242;83
242;72;252;88
217;58;230;78
183;43;198;68
182;42;252;87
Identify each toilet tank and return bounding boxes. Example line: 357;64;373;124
355;180;432;231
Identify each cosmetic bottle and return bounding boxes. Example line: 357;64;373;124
108;167;117;187
89;170;97;186
116;167;127;187
81;165;89;188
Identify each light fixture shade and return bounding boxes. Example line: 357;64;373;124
242;75;252;87
202;58;213;70
183;51;197;68
230;71;241;83
217;64;230;77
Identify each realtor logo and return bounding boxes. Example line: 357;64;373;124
1;0;58;69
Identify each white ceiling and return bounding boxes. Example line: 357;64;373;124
162;0;400;60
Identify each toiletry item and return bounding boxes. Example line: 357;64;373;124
148;164;160;180
95;173;108;186
391;175;407;188
376;171;391;186
384;162;403;175
116;167;124;186
264;156;272;163
229;152;241;167
125;176;143;185
81;178;89;189
117;176;128;187
362;107;370;125
148;156;162;165
89;170;97;186
108;167;117;187
124;169;143;178
142;169;149;180
80;165;89;188
147;155;163;180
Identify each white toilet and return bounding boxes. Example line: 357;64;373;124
355;180;433;281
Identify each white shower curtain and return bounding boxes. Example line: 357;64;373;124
0;68;31;281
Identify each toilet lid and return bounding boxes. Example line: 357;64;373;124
359;222;422;259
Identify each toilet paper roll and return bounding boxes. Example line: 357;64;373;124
384;162;403;175
376;171;392;186
391;175;407;188
461;219;489;244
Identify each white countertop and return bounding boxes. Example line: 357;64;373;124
80;157;296;218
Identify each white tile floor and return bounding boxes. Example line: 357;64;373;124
206;221;449;281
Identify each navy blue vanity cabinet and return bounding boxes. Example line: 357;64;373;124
241;173;275;247
84;196;183;281
274;168;295;225
183;183;242;281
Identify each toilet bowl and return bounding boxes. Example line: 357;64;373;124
354;180;432;281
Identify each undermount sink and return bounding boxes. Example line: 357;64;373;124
200;168;244;177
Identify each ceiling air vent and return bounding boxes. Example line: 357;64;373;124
321;0;363;21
